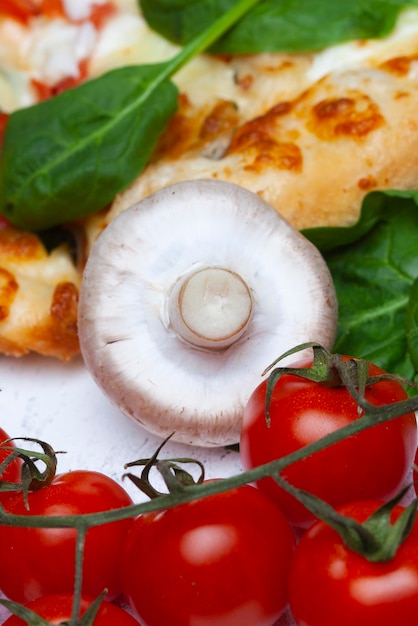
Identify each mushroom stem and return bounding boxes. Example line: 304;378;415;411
167;265;254;350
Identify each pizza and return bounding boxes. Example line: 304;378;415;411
1;1;418;359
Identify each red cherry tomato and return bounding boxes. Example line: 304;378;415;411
120;483;295;626
240;357;417;527
0;470;133;603
0;428;22;505
2;593;142;625
288;500;418;626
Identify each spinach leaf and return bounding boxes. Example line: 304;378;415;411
0;0;262;231
0;65;178;231
304;192;418;379
140;0;417;53
303;189;418;252
406;278;418;373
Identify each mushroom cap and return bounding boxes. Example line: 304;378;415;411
78;180;338;447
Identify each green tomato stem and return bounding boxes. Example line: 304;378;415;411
0;391;415;529
71;525;88;624
1;343;418;626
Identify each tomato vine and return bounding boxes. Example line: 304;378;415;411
1;343;418;624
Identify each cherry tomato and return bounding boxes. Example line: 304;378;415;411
0;429;22;505
288;500;418;626
240;357;417;527
2;593;142;625
120;483;295;626
0;470;133;603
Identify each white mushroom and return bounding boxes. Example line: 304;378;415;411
78;180;338;447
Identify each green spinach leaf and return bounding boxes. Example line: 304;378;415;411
406;277;418;373
303;189;418;252
140;0;417;53
0;0;262;231
0;65;178;231
304;192;418;379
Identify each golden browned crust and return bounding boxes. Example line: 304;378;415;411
6;14;418;359
99;58;418;234
0;227;80;360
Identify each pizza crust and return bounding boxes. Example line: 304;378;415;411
0;227;80;359
98;60;418;235
3;7;418;359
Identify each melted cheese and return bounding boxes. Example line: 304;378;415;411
62;0;109;21
2;4;418;358
3;5;418;112
85;7;418;238
0;228;80;359
308;8;418;81
26;20;97;85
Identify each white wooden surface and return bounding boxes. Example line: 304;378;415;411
0;354;296;625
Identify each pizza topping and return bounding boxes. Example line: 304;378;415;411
381;55;414;76
309;94;385;140
23;19;97;87
78;179;338;447
0;0;114;23
0;228;45;260
0;0;263;231
358;175;378;190
0;2;418;366
0;226;80;358
0;0;38;23
0;267;18;321
227;103;304;173
199;100;239;141
50;281;78;325
31;58;89;99
0;1;116;111
140;1;414;56
1;3;418;231
61;0;114;24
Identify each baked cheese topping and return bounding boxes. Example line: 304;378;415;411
2;6;418;112
89;6;418;234
0;226;80;359
1;3;418;358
